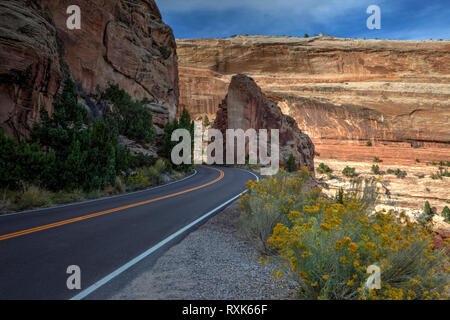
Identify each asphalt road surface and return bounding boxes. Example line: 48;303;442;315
0;166;257;300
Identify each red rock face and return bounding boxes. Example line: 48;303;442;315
0;0;178;138
177;36;450;147
0;0;63;138
214;74;315;172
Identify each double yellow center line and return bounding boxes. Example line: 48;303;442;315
0;168;225;242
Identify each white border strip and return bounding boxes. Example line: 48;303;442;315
0;170;198;218
70;169;259;300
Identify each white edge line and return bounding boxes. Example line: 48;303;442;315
70;169;259;300
0;170;198;218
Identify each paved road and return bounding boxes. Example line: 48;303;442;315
0;166;257;300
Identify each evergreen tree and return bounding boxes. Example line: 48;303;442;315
442;206;450;222
424;201;433;220
286;154;297;172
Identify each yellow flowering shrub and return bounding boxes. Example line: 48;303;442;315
239;168;315;253
242;171;449;300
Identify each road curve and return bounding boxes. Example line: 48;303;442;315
0;166;257;300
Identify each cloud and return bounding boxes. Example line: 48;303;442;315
155;0;450;40
157;0;370;25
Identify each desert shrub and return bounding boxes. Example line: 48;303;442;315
317;163;332;174
239;168;315;253
366;141;373;147
286;154;297;172
127;169;151;190
371;165;381;175
53;190;84;205
84;189;105;200
154;158;167;174
373;157;382;163
439;161;450;167
430;168;450;180
114;176;126;194
342;166;356;178
266;192;448;300
10;185;53;211
387;169;407;179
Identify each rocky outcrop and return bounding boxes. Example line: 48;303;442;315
214;74;315;172
177;36;450;147
0;0;178;139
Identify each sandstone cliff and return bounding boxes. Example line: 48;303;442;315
214;74;315;172
0;0;178;138
177;36;450;147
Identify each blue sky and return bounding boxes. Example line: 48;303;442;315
155;0;450;40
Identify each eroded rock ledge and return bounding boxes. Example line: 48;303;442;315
177;36;450;147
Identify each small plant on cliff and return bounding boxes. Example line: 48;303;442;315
159;46;172;60
286;154;297;172
366;141;373;147
373;157;382;163
342;166;356;178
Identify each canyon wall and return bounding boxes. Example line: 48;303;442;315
177;36;450;147
0;0;178;138
214;74;315;171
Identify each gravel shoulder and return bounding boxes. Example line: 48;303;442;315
110;201;296;300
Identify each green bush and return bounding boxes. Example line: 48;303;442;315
342;166;356;178
442;206;450;222
371;165;381;175
387;169;407;179
0;127;55;190
373;157;382;163
317;163;332;174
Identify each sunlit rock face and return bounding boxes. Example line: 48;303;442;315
213;74;315;172
0;0;178;138
177;36;450;147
